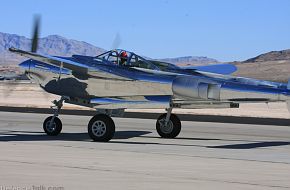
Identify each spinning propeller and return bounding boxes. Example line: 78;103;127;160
111;32;122;50
31;15;41;53
4;15;41;98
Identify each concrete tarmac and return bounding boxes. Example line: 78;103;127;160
0;111;290;190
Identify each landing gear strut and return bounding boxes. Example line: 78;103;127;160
156;107;181;138
42;97;181;141
42;97;116;141
43;96;66;136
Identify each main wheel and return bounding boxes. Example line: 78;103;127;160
156;113;181;138
88;114;115;142
43;116;62;136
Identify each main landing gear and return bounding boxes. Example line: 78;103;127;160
87;114;115;142
42;97;181;141
156;107;181;138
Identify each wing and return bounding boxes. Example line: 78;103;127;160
64;96;171;109
184;63;237;75
9;48;131;80
89;96;171;109
66;95;238;109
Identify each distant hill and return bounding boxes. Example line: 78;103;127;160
243;49;290;63
0;32;106;65
233;49;290;83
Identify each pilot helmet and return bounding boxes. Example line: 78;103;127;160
120;51;128;64
120;51;128;58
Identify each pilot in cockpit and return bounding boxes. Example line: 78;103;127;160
119;51;128;66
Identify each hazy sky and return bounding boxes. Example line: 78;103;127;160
1;0;290;61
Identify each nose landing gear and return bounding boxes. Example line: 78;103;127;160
43;96;66;136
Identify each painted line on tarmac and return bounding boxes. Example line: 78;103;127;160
0;106;289;126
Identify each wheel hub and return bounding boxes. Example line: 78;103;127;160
159;119;174;134
46;121;56;132
92;120;107;137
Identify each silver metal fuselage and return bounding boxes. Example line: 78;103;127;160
23;58;290;111
26;66;172;98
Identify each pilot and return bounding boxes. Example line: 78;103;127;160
120;51;128;66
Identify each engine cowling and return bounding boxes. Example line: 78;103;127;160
172;76;221;100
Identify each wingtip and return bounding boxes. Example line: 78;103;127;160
8;47;17;52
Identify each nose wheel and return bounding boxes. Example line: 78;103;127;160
43;96;66;136
43;116;62;136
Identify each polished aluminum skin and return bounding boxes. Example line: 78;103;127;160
9;48;290;110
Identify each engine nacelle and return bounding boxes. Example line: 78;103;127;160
172;76;221;100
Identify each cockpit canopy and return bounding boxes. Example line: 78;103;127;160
95;49;179;71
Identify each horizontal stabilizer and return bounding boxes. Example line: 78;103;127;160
184;63;237;75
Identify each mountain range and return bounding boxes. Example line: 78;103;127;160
0;32;106;65
1;32;290;83
0;32;219;66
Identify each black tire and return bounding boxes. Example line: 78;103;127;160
156;113;181;138
43;116;62;136
88;114;115;142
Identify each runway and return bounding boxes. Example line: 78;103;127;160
0;111;290;190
